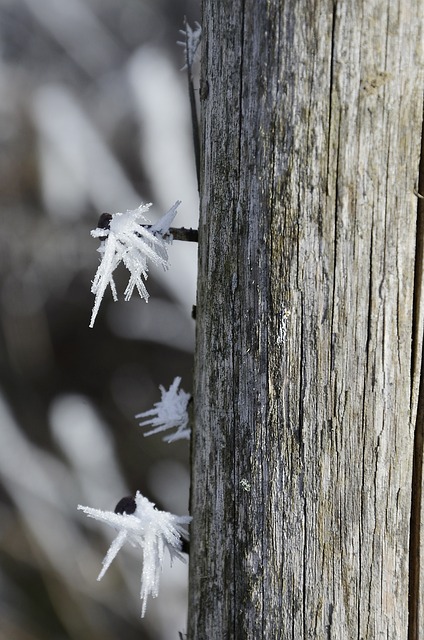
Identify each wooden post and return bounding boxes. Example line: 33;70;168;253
188;1;424;637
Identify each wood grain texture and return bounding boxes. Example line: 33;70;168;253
188;1;424;638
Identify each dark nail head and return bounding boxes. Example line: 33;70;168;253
97;213;112;230
114;496;137;515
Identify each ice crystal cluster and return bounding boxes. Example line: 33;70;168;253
137;377;191;443
89;201;181;327
78;492;191;617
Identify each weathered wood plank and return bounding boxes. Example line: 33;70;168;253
188;1;424;637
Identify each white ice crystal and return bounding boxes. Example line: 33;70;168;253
78;491;191;617
89;201;181;327
136;377;191;443
177;21;202;70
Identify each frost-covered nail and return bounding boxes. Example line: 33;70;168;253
89;201;181;328
78;491;191;617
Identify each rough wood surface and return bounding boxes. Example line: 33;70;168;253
189;1;424;638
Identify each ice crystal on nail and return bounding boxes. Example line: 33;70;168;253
177;21;202;70
89;201;181;328
78;491;191;617
136;377;191;442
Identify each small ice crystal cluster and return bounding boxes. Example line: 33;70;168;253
137;377;191;443
177;21;202;70
89;201;181;328
78;491;191;618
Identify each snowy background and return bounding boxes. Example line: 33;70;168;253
0;0;199;638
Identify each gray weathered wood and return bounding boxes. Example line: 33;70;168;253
188;1;424;638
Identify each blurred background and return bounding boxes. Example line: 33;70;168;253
0;0;199;638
